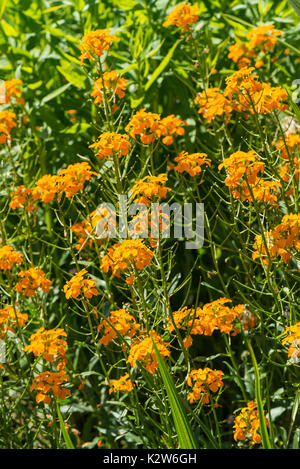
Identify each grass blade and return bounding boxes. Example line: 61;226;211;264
56;403;75;449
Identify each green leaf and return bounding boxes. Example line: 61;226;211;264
151;339;198;449
56;403;75;449
289;0;300;16
144;39;182;92
40;83;71;106
0;0;9;19
57;60;88;89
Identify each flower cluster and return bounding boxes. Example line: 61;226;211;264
0;110;17;144
2;78;24;105
98;309;140;346
127;331;170;375
91;70;127;106
9;186;38;212
281;322;300;361
30;370;70;404
24;327;68;370
174;151;211;177
108;373;134;394
0;306;28;338
163;3;199;32
233;401;268;445
63;269;98;300
15;268;52;297
187;368;224;404
0;245;23;271
101;239;154;284
89;132;131;160
130;174;170;206
79;29;119;64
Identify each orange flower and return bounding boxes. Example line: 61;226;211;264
194;88;233;123
127;331;170;374
91;70;127;105
2;79;24;105
130;174;170;206
30;370;70;404
158;115;187;145
231;179;280;205
57;162;97;199
15;267;52;297
233;401;269;445
101;239;154;283
9;185;38;212
0;306;28;338
163;3;199;32
275;133;300;160
228;42;254;68
174;151;211;176
79;29;119;64
0;245;23;270
71;208;110;251
0;110;17;144
187;368;224;404
24;327;67;370
247;24;283;52
63;269;98;299
98;309;140;346
281;322;300;361
32;175;62;203
89;132;131;160
125;108;161;144
108;373;134;394
218;150;264;188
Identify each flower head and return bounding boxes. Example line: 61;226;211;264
187;367;224;404
233;401;268;445
163;3;199;32
63;269;98;299
108;373;134;394
174;151;211;176
91;70;127;105
15;267;52;297
98;309;140;346
79;29;119;64
24;327;67;370
30;370;70;404
127;331;170;374
89;132;131;160
0;245;23;270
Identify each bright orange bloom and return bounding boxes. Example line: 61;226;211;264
15;267;52;297
187;367;224;404
0;245;23;270
233;401;269;444
158;115;187;145
218;150;264;188
89;132;131;160
91;70;127;105
194;88;233;123
2;79;24;105
0;306;28;338
101;239;154;283
252;214;300;265
163;3;199;32
63;269;98;299
231;179;280;205
108;373;134;394
130;174;170;206
57;162;97;199
9;185;38;212
30;370;70;404
275;133;300;160
32;174;62;203
127;331;170;374
71;208;110;251
24;327;67;370
125;108;161;144
247;24;283;52
79;29;119;64
0;110;17;144
228;42;254;68
174;151;211;176
281;322;300;361
98;309;140;346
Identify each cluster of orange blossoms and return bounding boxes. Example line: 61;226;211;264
173;151;211;177
0;306;28;338
71;209;104;250
252;213;299;265
281;322;300;361
91;70;127;106
127;331;170;375
108;373;134;394
275;133;300;159
90;132;131;160
163;3;199;32
79;29;119;64
195;67;288;123
63;269;98;300
10;162;97;210
187;368;224;404
98;309;140;346
131;174;170;206
0;245;23;270
30;370;70;404
233;401;269;445
219;150;280;205
101;239;154;284
24;327;68;371
1;78;24;105
168;298;243;347
125;108;187;145
228;24;283;69
0;110;17;144
15;267;52;297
